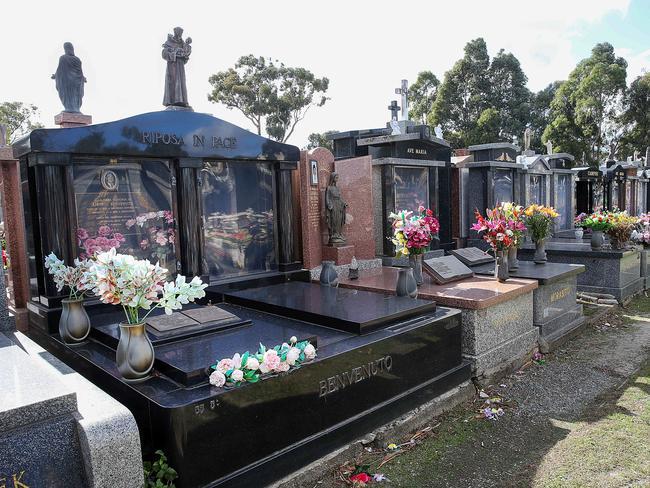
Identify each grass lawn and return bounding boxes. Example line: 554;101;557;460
532;361;650;487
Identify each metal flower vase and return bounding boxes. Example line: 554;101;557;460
396;267;418;298
116;322;155;381
507;246;519;270
409;254;424;286
534;239;547;264
590;230;604;250
319;261;339;287
495;251;509;282
59;298;91;344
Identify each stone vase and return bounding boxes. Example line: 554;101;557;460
396;268;418;298
495;251;509;282
574;228;584;240
591;230;604;250
319;261;339;287
507;246;519;270
59;298;91;344
534;239;547;264
116;322;155;381
409;254;424;286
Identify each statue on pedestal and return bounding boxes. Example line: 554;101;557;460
325;172;347;246
162;27;192;108
52;42;86;113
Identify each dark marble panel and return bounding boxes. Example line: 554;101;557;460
224;282;437;334
28;305;467;488
473;261;585;285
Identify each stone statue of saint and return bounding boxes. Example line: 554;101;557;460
325;172;347;246
162;27;192;108
524;127;532;151
545;139;553;155
434;124;443;139
51;42;86;113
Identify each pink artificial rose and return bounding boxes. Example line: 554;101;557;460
209;370;226;387
98;225;111;237
304;344;316;360
275;362;290;373
230;369;244;382
77;228;89;241
113;232;125;242
286;347;301;366
246;357;260;371
216;358;235;374
259;350;280;373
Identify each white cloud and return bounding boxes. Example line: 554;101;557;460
0;0;633;146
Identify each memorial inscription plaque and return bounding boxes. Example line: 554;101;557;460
73;159;176;268
146;306;240;333
450;247;493;266
423;255;474;284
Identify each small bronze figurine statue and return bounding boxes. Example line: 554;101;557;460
162;27;192;108
52;42;86;113
325;172;347;246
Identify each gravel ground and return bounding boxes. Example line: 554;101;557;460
311;303;650;488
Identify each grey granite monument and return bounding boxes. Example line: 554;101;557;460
52;42;86;113
162;27;192;108
325;172;347;245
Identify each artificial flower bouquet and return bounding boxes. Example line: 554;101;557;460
500;202;527;247
87;248;207;324
574;212;588;229
471;205;526;253
208;336;317;388
523;205;559;242
606;212;638;249
632;213;650;247
45;253;93;300
580;211;613;232
389;206;439;257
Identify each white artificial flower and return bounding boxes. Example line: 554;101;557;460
230;369;244;382
286;347;301;366
304;344;316;360
209;370;226;387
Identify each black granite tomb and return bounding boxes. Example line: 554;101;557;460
15;111;471;488
573;167;604;215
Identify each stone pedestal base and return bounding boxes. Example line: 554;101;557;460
537;308;585;353
322;244;355;265
54;112;92;128
0;146;13;160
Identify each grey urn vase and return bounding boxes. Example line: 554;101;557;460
590;230;604;250
507;246;519;270
496;251;509;282
641;249;648;280
534;239;547;264
59;298;91;344
409;254;424;286
319;261;339;287
116;322;155;381
396;268;418;298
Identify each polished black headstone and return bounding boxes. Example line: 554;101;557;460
450;247;494;266
224;281;436;334
423;255;474;284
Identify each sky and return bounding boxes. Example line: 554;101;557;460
2;0;649;148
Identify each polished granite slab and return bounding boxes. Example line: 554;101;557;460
519;239;636;258
29;302;469;488
224;281;437;334
472;261;585;285
337;267;537;310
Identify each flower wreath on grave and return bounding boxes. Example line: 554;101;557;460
207;336;317;388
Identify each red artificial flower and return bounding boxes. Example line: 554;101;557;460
350;473;371;484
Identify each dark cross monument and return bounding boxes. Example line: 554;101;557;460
387;100;400;121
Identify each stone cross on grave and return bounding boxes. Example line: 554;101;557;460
394;79;409;121
387;100;400;121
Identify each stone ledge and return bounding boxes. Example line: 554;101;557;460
464;328;539;378
9;332;144;488
578;277;644;303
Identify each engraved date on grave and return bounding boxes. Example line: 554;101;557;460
319;356;393;398
550;287;570;302
193;399;220;416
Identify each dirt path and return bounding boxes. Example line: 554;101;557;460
313;300;650;488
